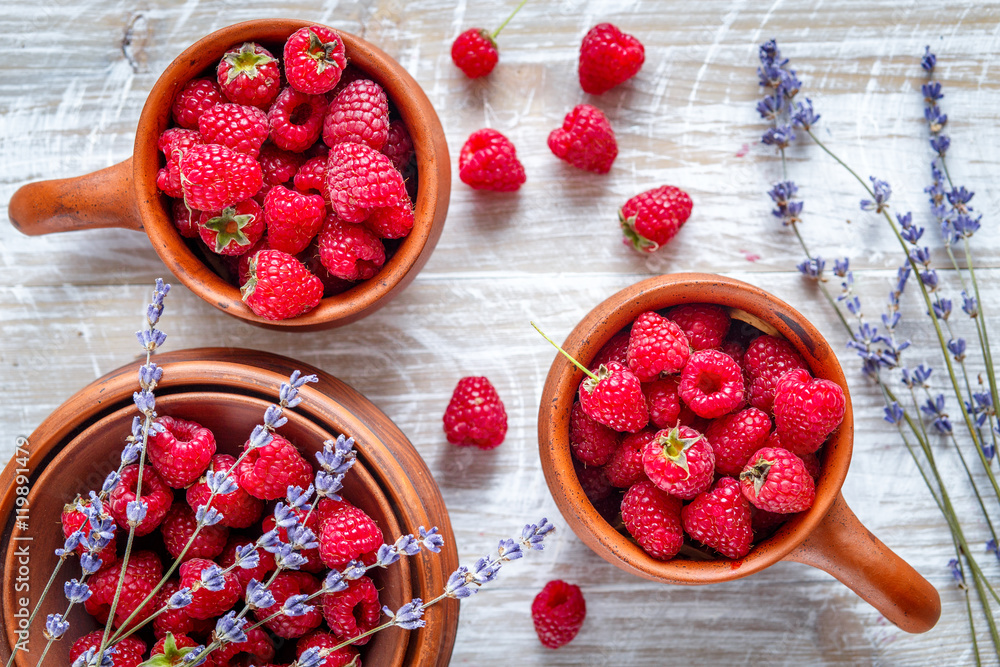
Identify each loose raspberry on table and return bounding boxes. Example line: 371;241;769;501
743;334;808;413
547;104;618;174
197;198;265;256
604;428;654;488
198;103;269;157
678;349;745;419
569;400;620;466
668;303;731;351
61;498;117;567
147;415;217;488
256;571;324;638
236;431;314;498
620;184;693;253
318;504;384;568
160;502;228;563
578;23;645;95
641;425;715;499
326;141;408;222
642;376;683;429
180;143;263;212
268;86;328;152
620;479;684;560
773;367;846;456
317;213;387;281
179;557;242;620
296;630;361;667
681;477;753;559
322;575;381;645
242;249;325;321
578;360;649;433
108;464;173;536
172;77;224;130
531;580;586;649
452;28;499;78
626;310;691;382
323;78;390;150
443;376;508;449
217;42;281;109
458;128;526;192
705;407;773;476
70;631;146;667
84;550;162;629
219;535;277;591
739;446;816;514
284;26;347;95
264;185;326;255
186;453;265;529
382;118;415;171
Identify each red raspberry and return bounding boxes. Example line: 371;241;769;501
262;504;325;574
326;141;407;222
641;425;715;499
296;630;361;667
70;631;145;667
219;535;277;591
206;626;275;666
180;143;263;212
643;376;683;429
179;557;242;620
531;580;586;649
283;26;347;95
256;571;324;638
589;329;630;370
171;199;199;238
705;407;772;476
751;506;790;539
235;235;272;286
604;429;653;487
157;128;204;199
268;86;328;152
153;578;213;639
451;28;499;78
294;155;330;201
719;339;746;366
773;368;846;455
160;502;228;563
299;239;355;297
578;23;645;95
365;199;414;239
264;185;326;255
547;104;618;174
574;460;612;502
172;77;224;129
186;454;265;529
259;144;307;185
317;213;386;281
84;550;162;628
678;349;745;419
321;575;381;645
620;185;693;253
569;400;620;466
442;376;508;449
800;450;822;480
150;633;199;663
198;103;269;157
217;42;281;108
739;446;816;514
147;415;217;488
108;464;173;536
743;334;808;413
626;311;691;382
197;198;265;256
323;79;390;150
620;480;683;560
381;119;414;171
669;304;731;351
578;360;649;433
318;504;384;568
241;249;325;321
681;477;753;559
236;432;314;499
458;128;526;192
61;498;117;567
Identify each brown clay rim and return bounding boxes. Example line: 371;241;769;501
538;273;854;585
135;19;450;330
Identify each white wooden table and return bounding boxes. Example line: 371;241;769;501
2;1;999;664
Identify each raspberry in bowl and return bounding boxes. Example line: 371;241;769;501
537;273;941;634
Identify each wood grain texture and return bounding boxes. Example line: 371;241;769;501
2;0;999;664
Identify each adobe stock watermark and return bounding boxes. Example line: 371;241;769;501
12;436;33;654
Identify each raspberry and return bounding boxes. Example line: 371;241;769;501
381;119;415;171
61;498;117;567
574;459;612;502
160;502;228;563
153;578;212;639
241;249;325;321
216;42;281;109
569;400;620;466
743;335;808;413
739;446;816;514
681;477;753;559
578;360;649;433
235;235;272;285
442;376;508;449
531;580;586;649
604;429;653;487
219;535;277;591
458;128;526;192
321;575;381;645
589;329;631;370
197;198;265;256
259;143;307;185
294;156;330;201
678;349;745;419
451;28;499;78
108;464;173;536
626;310;691;382
773;368;846;455
547;104;618;174
147;415;217;488
198;103;269;157
149;632;199;663
179;557;241;619
157;128;204;199
752;506;791;539
262;504;325;574
171;198;199;238
323;78;390;150
284;26;347;95
365;199;415;239
264;185;326;255
172;77;224;129
326;141;407;222
719;339;746;366
70;631;145;667
206;626;275;666
669;304;731;351
318;504;383;568
317;214;387;281
641;425;715;499
299;239;356;297
705;407;773;476
620;185;693;253
236;431;314;499
84;550;162;628
578;23;645;95
180;143;263;212
800;450;822;480
186;454;265;529
256;572;324;638
620;480;683;560
269;86;328;152
643;376;683;429
296;630;361;667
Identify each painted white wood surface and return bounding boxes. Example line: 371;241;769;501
2;1;999;664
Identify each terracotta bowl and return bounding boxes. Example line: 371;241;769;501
538;273;941;634
7;19;450;331
0;349;459;665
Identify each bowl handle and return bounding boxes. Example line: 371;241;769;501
8;158;142;235
784;492;941;633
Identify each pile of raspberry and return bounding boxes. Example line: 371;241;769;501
569;304;846;561
63;415;384;667
157;25;418;321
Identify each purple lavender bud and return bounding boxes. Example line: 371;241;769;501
167;587;193;609
272;503;299;529
952;214;981;238
777;68;801;98
286;484;314;510
214;611;248;645
755;94;783;121
343;560;367;581
883;402;905;425
832;258;850;278
419;526;444;553
796;257;825;280
921;46;936;72
206;470;237;495
791;98;820;130
100;471;120;495
313;470;343;500
761;125;795;149
376;544;400;568
246;579;276;609
136;327;167;351
287;524;318;551
324;569;349;593
263;404;288;430
948;338;966;360
921;81;943;103
235;543;260;569
948;558;964;586
920;270;939;290
947;186;974;208
987;540;999;561
924;105;948;132
961;291;978;317
275;546;308;571
200;565;226;592
64;579;92;603
121;442;142;466
930;135;950;156
126;499;148;526
59;530;84;556
195;505;224;527
498;538;523;561
933;299;952;320
445;567;476;599
132;390;156;414
395;533;420;556
260;529;283;553
388;599;426;630
247;424;274;450
296;647;325;667
80;552;103;575
44;613;70;640
282;593;314;617
860;177;892;213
